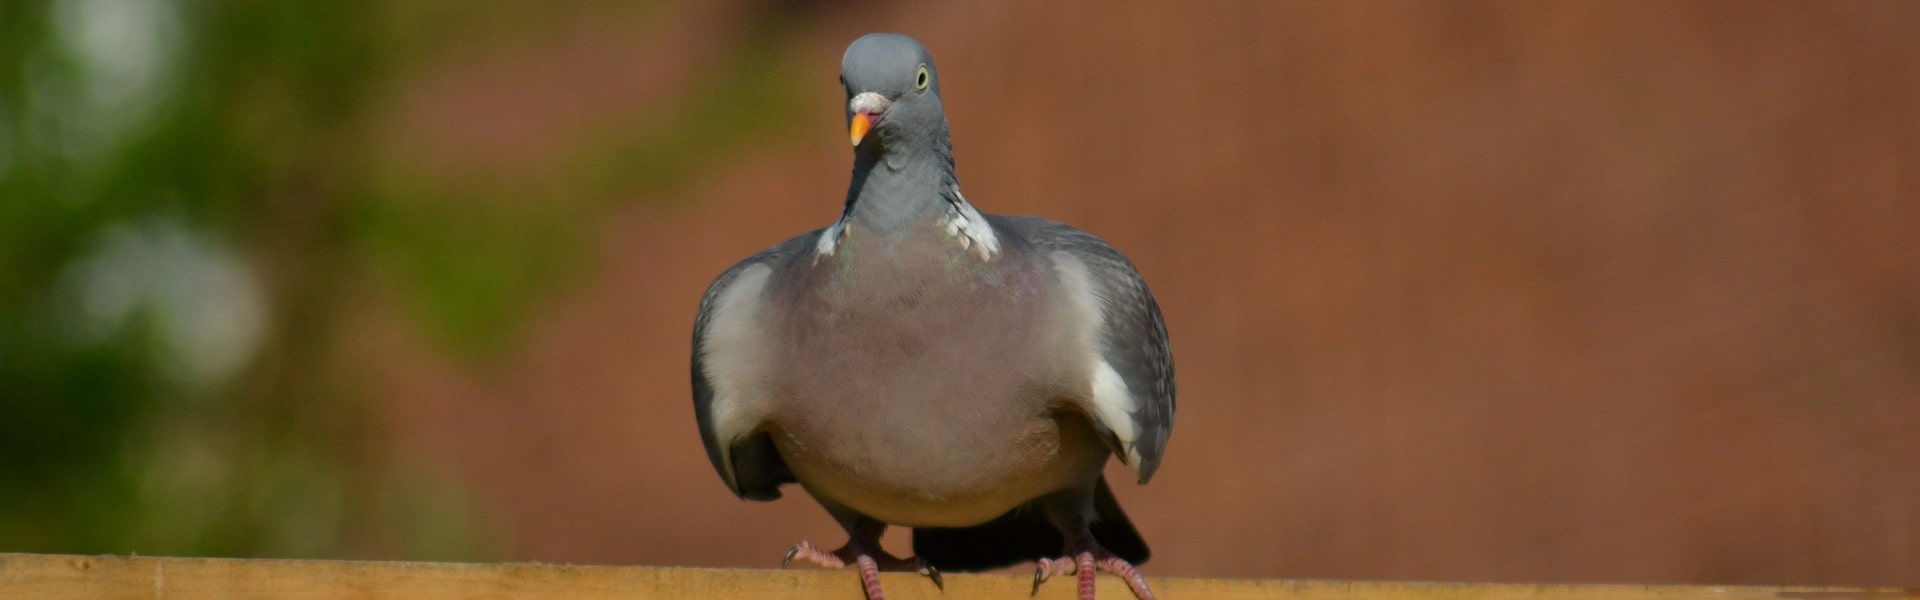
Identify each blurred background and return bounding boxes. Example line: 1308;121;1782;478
2;0;1916;587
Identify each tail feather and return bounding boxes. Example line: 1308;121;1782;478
1089;476;1150;562
912;477;1149;571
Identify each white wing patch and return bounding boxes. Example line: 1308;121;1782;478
699;264;777;484
942;186;999;260
1051;252;1145;472
1091;359;1144;466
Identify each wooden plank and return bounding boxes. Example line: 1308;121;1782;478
0;553;1905;599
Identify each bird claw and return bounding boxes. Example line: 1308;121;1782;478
922;564;944;590
780;540;845;569
1031;556;1072;596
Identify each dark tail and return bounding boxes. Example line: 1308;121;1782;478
912;476;1149;571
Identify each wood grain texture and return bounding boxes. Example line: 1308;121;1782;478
0;553;1909;599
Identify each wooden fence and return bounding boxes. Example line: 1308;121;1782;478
0;553;1907;599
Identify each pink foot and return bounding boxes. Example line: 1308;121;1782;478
782;540;942;600
1032;551;1154;600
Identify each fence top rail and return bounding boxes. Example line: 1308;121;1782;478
0;552;1908;599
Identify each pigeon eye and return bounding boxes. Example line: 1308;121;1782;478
915;65;930;91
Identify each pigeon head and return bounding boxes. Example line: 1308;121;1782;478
840;33;947;150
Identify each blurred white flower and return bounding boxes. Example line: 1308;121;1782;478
56;218;269;387
27;0;183;162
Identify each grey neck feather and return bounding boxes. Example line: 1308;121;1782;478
841;123;960;235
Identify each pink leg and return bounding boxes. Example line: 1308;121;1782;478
854;555;884;600
1077;552;1097;600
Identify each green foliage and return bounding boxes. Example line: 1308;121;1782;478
0;0;481;558
1;0;808;559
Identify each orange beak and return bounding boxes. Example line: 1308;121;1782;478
849;113;875;146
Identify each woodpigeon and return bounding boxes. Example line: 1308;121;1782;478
692;32;1175;600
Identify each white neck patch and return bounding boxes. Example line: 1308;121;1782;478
941;186;999;261
813;220;847;259
813;186;998;262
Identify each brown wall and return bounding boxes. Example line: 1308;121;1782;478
361;1;1920;586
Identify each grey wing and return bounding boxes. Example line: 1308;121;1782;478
690;232;814;500
995;215;1176;483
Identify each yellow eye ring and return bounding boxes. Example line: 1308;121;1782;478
915;65;930;91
